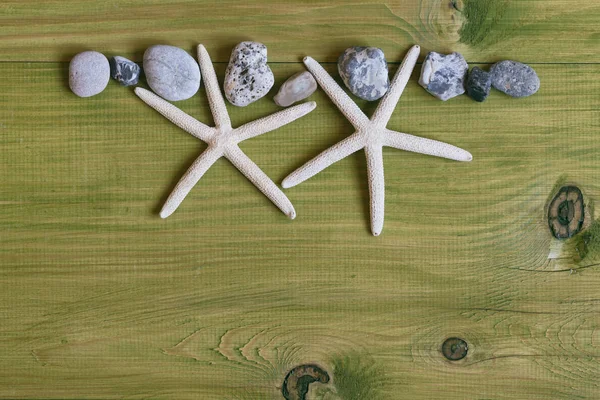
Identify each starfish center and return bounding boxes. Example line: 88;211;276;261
210;128;235;149
358;125;384;144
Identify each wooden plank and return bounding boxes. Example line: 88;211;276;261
1;0;600;63
1;61;599;398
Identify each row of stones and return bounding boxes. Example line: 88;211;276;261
421;52;540;102
337;47;540;102
69;43;540;107
68;42;317;108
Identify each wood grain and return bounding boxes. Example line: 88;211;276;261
2;1;600;399
1;0;600;63
1;60;600;398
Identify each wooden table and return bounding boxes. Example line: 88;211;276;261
1;1;599;398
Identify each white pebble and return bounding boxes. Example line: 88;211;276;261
274;71;317;107
143;45;201;101
69;51;110;98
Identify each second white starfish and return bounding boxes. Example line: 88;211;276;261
282;45;472;236
136;45;316;219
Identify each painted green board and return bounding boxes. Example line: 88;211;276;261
1;1;600;399
1;0;600;63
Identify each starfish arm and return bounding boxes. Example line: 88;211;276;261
234;101;316;142
282;133;364;188
160;146;223;218
135;87;214;142
371;45;421;127
197;44;232;130
303;56;370;129
365;144;385;236
384;130;473;162
225;145;296;219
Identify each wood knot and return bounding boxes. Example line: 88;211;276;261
442;337;468;361
282;364;330;400
419;0;466;44
548;186;585;239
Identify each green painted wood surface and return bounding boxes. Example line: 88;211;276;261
1;1;600;399
2;0;600;63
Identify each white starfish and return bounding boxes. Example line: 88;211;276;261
282;45;472;236
135;45;316;219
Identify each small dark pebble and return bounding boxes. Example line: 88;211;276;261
466;67;492;102
109;56;141;86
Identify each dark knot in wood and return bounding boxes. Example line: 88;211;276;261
282;364;330;400
548;186;584;239
442;337;468;361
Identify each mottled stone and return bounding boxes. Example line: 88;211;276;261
109;56;141;86
337;47;389;101
466;67;492;102
490;60;540;98
418;52;468;101
273;71;318;107
143;45;200;101
69;51;110;98
224;42;274;107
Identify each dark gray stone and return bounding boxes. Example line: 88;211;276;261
224;42;274;107
143;45;201;101
69;51;110;98
466;67;491;102
338;46;389;101
418;52;468;101
490;60;540;98
110;56;141;86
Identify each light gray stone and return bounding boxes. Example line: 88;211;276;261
338;47;389;101
490;60;540;98
110;56;141;86
273;71;318;107
419;52;468;101
224;42;274;107
143;45;200;101
69;51;110;98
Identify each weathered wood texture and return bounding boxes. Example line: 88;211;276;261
1;1;600;399
1;0;600;63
